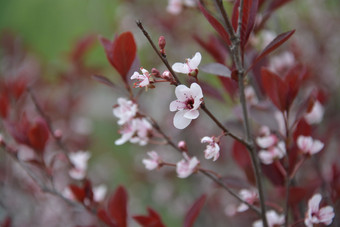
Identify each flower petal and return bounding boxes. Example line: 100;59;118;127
311;140;324;155
188;52;201;69
184;109;199;119
173;110;192;129
190;82;203;99
172;62;190;74
170;100;185;112
175;84;191;101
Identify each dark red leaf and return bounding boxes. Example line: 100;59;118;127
98;208;117;227
232;141;255;184
247;30;295;73
0;93;9;118
108;186;128;227
278;187;307;205
133;207;166;227
10;77;27;100
99;32;137;82
193;34;227;64
261;68;289;111
69;184;86;202
183;194;207;227
262;164;285;186
28;119;49;152
232;0;258;51
284;65;307;103
268;0;294;12
92;74;116;88
293;119;311;141
198;2;231;45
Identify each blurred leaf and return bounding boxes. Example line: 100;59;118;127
133;207;166;227
108;185;128;227
183;194;206;227
200;63;231;78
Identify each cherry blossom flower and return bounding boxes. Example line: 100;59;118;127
237;189;258;212
68;151;91;180
62;187;75;201
258;141;286;165
256;126;278;149
253;210;285;227
304;101;324;124
131;67;152;88
115;118;152;146
172;52;201;76
93;184;107;202
304;193;334;227
169;82;203;129
297;136;324;156
167;0;196;15
176;153;200;178
201;136;220;161
113;97;138;125
142;151;162;170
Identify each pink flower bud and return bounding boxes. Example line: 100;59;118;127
178;140;187;152
54;129;63;139
158;36;166;50
151;68;161;78
161;71;172;81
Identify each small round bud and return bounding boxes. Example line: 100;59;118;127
178;140;188;152
158;36;166;50
161;71;172;81
54;129;63;139
151;68;161;78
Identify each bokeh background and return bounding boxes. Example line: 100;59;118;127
1;0;340;226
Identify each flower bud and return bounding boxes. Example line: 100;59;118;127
161;71;172;81
158;36;166;50
54;129;63;139
178;140;188;152
151;68;161;78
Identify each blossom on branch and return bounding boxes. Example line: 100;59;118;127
304;100;324;124
167;0;196;15
297;136;324;156
115;118;152;146
304;193;334;227
169;83;203;129
237;189;258;212
69;151;91;180
172;52;201;76
176;153;199;178
201;136;220;161
131;67;153;88
113;97;138;125
142;151;162;170
253;210;284;227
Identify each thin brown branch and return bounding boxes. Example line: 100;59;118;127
27;88;73;165
136;20;181;85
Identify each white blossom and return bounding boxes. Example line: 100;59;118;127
176;153;199;178
201;136;220;161
304;101;324;124
113;97;138;125
142;151;161;170
253;210;284;227
69;151;91;180
131;67;152;88
172;52;201;75
170;83;203;129
304;194;334;227
237;189;258;212
115;118;152;146
297;136;324;156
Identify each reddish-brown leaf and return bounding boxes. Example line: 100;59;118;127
69;184;86;202
99;32;137;82
133;208;166;227
232;0;258;50
198;2;231;45
261;68;289;111
28;119;49;152
247;30;295;73
232;141;255;184
183;194;206;227
108;186;128;227
98;208;117;227
70;34;96;63
293;119;311;141
0;93;9;118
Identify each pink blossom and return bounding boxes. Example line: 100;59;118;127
113;97;138;125
304;194;334;227
115;118;152;146
142;151;162;170
297;136;324;156
169;83;203;129
237;189;258;212
201;136;220;161
253;210;285;227
131;67;152;88
68;151;91;180
256;126;278;149
304;101;324;124
93;184;107;202
258;141;286;165
176;153;200;178
172;52;201;75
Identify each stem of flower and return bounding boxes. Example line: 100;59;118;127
136;20;181;85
